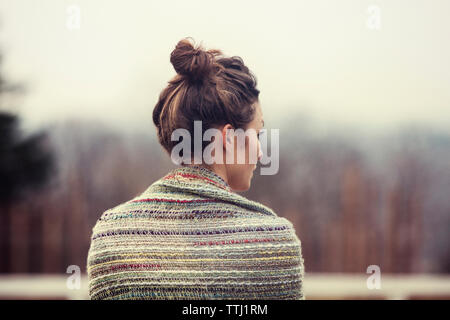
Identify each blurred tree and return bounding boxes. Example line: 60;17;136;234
0;113;54;201
0;51;55;273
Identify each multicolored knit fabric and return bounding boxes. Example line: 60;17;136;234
86;165;305;300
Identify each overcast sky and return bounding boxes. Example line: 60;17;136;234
0;0;449;134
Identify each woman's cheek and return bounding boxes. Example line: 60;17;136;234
249;134;261;164
258;139;263;161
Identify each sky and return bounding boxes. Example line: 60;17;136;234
0;0;449;134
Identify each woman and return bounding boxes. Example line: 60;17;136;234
87;38;305;300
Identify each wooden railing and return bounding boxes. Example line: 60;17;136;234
0;273;449;300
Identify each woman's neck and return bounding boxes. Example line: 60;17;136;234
184;163;229;185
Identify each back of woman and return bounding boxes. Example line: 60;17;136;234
87;38;305;300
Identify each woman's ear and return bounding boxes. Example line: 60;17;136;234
222;124;234;149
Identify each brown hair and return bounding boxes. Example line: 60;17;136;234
152;37;260;155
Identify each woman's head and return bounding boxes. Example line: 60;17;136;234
153;38;264;191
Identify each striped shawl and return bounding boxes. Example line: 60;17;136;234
87;165;305;299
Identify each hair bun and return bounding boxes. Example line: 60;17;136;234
170;38;222;82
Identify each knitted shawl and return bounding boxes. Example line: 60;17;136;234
87;165;305;300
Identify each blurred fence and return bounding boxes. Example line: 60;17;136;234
0;273;449;300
